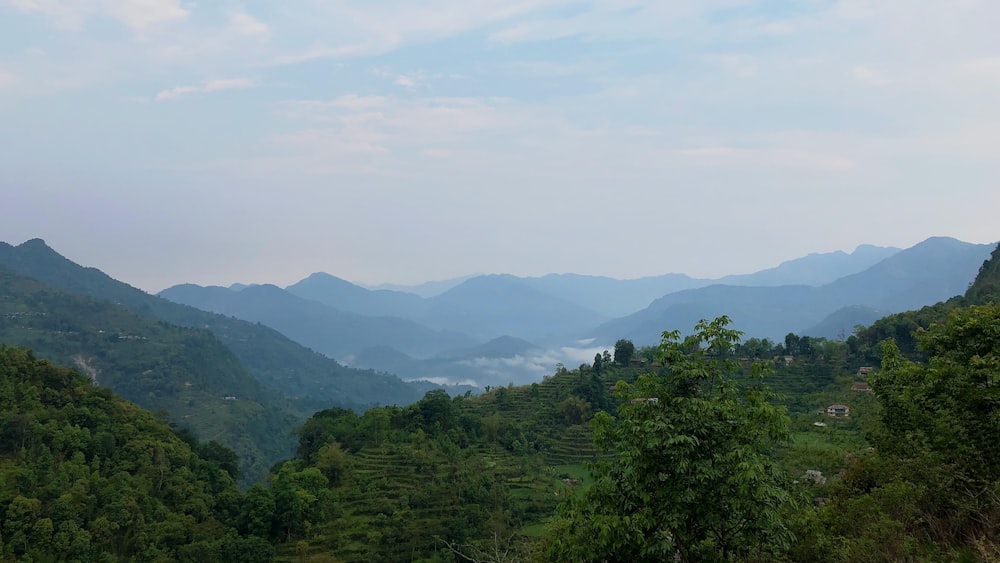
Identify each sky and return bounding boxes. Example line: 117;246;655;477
1;0;999;294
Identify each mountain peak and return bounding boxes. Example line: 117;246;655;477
303;271;348;282
18;237;50;248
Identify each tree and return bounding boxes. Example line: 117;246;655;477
314;441;349;485
546;317;796;562
557;396;591;425
239;484;275;540
613;338;635;366
873;303;1000;486
784;332;799;356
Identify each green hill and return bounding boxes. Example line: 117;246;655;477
0;239;425;409
0;346;271;562
0;266;297;483
966;242;1000;305
261;363;640;561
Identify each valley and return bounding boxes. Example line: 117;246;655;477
2;236;999;561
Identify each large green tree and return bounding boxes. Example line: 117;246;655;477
613;338;635;366
873;304;1000;479
546;317;796;562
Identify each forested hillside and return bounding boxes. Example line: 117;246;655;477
0;239;426;408
0;266;298;483
0;347;270;562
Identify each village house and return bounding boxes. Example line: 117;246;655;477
802;469;827;485
826;404;850;417
851;381;872;392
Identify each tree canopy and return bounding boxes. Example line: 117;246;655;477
546;317;796;562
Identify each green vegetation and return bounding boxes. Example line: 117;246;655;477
5;294;1000;560
0;266;298;484
0;346;269;562
255;364;646;561
544;317;797;562
2;240;999;561
791;304;1000;562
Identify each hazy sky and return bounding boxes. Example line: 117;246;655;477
2;1;998;293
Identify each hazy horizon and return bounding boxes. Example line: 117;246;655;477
3;2;999;293
4;234;993;296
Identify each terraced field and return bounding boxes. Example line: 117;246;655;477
272;366;647;562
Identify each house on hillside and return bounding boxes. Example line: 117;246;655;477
851;382;872;392
826;404;850;417
858;366;874;376
783;355;794;366
802;469;827;485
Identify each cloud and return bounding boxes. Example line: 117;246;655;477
7;0;188;31
228;10;269;37
273;94;520;154
853;65;889;86
104;0;187;31
267;0;570;66
507;60;588;77
709;54;758;78
372;67;427;89
394;75;417;88
676;146;856;172
154;77;254;101
452;343;614;385
409;376;480;387
267;43;372;66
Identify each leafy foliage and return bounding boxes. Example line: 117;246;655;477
794;304;1000;561
545;317;797;562
613;338;635;366
0;346;269;562
965;242;1000;305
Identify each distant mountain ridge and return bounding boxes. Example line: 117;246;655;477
289;272;610;344
279;244;901;324
0;239;428;408
416;274;608;342
157;237;976;387
287;272;427;317
589;237;994;344
160;282;476;359
715;244;900;287
369;274;480;298
6;236;990;391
